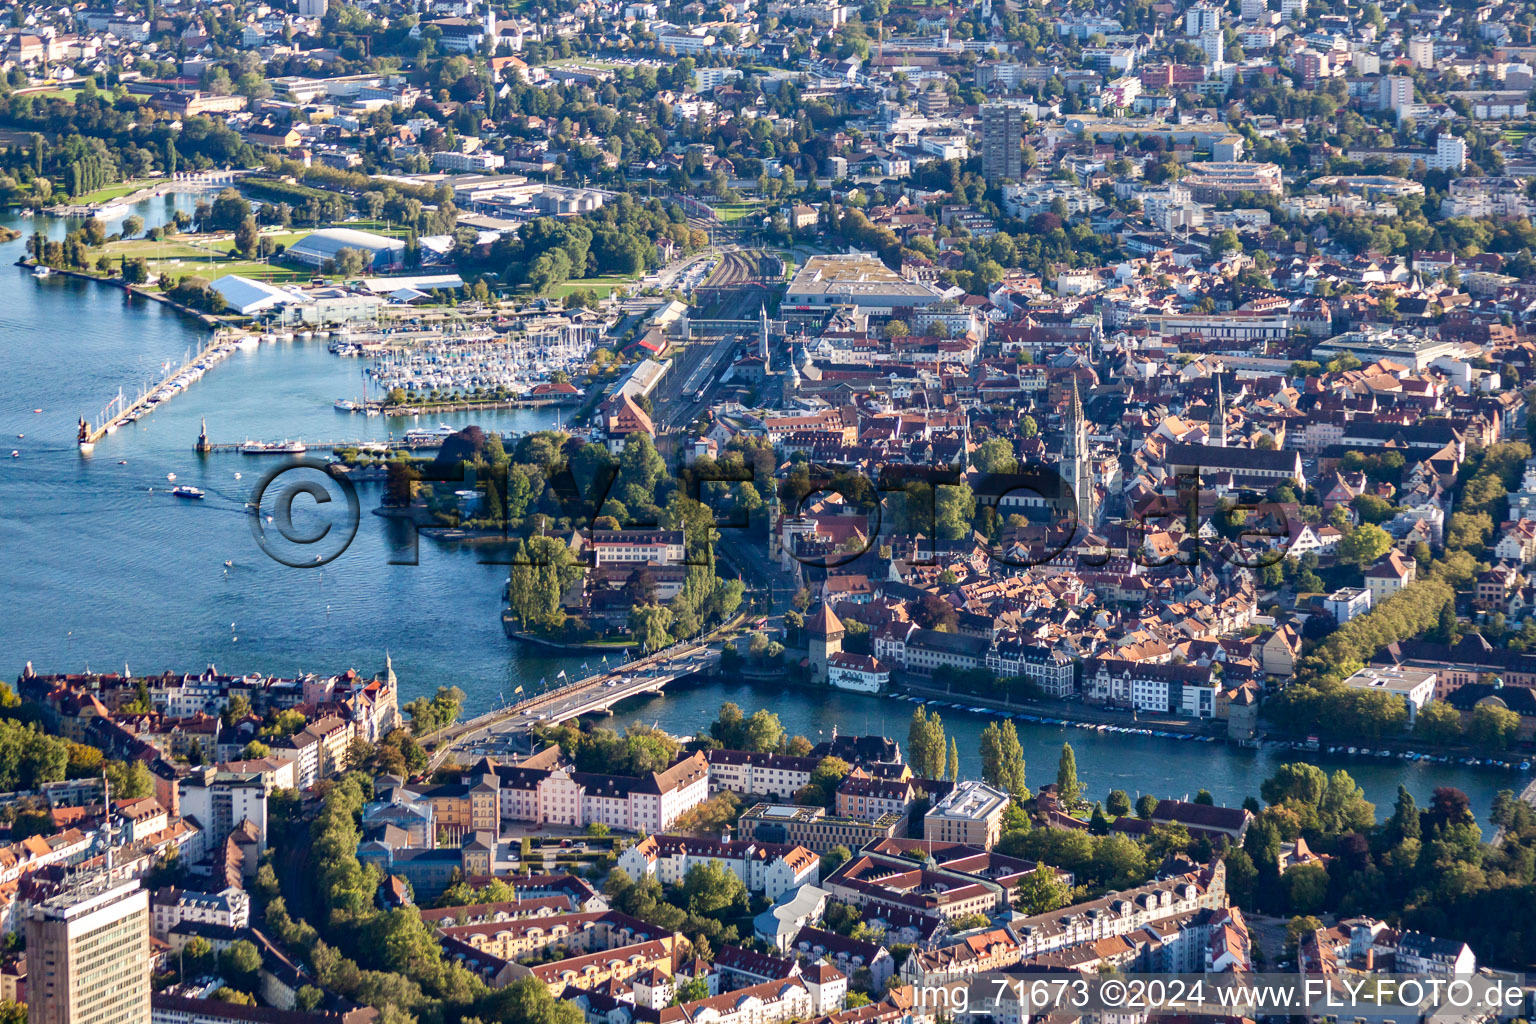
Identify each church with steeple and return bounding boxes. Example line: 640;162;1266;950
1060;379;1096;528
1208;375;1227;448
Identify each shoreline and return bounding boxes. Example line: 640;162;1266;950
16;257;225;329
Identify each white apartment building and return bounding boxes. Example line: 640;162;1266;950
618;835;820;900
150;887;250;938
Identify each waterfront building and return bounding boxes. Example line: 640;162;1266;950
27;875;152;1024
825;652;889;693
1339;665;1438;724
1083;659;1219;718
807;602;845;683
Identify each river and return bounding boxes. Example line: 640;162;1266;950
0;193;1518;827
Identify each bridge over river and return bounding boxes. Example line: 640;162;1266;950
426;641;722;765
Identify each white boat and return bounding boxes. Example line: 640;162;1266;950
335;399;357;412
404;424;457;444
237;337;261;350
32;266;51;279
171;485;205;499
240;440;307;455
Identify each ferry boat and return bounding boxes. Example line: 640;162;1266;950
32;266;51;279
240;440;307;455
404;424;457;444
171;485;206;499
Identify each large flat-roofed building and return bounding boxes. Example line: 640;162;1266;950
1340;665;1438;724
1311;329;1463;371
923;780;1010;849
784;254;944;313
28;876;152;1024
1153;311;1292;342
737;803;905;853
285;228;406;272
1180;161;1283;200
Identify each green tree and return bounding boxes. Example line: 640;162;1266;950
629;603;674;651
681;860;748;917
1413;700;1463;744
744;710;784;753
233;216;259;256
1337;522;1392;568
979;720;1029;800
219;939;262;992
105;758;152;799
1469;704;1521;751
908;706;946;779
1012;863;1072;915
1056;742;1081;806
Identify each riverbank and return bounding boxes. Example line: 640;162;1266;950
889;675;1220;736
502;622;639;653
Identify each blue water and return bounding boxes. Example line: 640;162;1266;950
0;194;1517;827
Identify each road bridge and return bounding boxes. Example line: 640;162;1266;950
426;642;722;767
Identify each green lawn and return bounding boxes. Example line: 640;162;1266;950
342;219;414;238
206;231;308;253
546;274;640;299
96;232;324;283
74;178;168;205
712;202;767;223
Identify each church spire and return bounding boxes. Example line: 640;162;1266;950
1061;376;1095;528
960;407;971;473
1213;374;1227;448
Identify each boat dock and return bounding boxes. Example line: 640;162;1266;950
78;332;243;451
195;436;447;454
